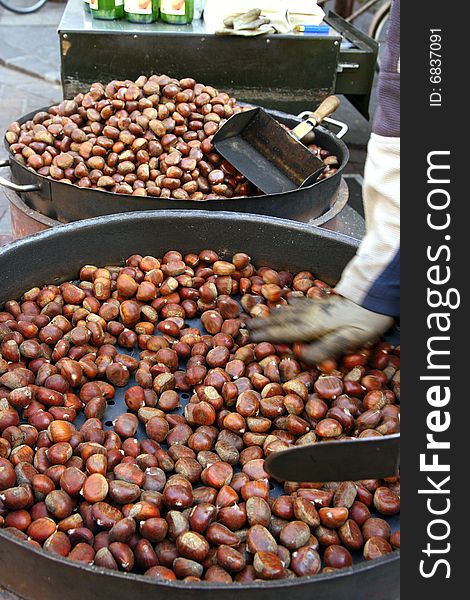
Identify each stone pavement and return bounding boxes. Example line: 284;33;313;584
0;1;63;84
0;2;64;245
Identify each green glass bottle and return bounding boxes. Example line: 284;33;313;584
84;0;91;13
125;0;159;23
90;0;124;20
160;0;194;25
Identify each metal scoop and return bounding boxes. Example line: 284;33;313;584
213;95;341;195
264;434;400;482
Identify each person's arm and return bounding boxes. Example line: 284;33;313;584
249;0;400;363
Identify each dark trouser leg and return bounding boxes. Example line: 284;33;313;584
334;0;355;18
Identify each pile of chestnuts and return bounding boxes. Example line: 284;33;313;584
0;249;399;583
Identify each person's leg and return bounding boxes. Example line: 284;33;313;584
334;0;355;19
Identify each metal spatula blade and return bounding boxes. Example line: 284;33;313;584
264;434;400;482
213;96;340;195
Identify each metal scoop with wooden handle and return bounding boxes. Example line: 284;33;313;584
213;95;341;195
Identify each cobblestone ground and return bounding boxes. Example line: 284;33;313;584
0;2;63;83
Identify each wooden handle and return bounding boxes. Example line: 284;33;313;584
310;95;341;124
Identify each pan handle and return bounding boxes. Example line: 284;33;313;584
296;113;349;140
0;158;40;193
